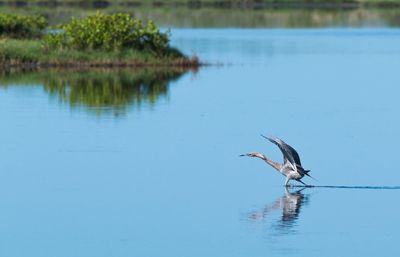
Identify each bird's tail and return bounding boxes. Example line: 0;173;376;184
304;170;318;182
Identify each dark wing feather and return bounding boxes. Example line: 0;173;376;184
261;135;302;166
282;141;302;166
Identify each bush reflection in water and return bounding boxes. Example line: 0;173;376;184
0;68;190;116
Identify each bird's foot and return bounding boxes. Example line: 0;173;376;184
285;184;314;188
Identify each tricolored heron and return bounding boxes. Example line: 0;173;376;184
240;135;314;187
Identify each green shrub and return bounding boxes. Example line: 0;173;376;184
0;14;47;39
44;12;170;55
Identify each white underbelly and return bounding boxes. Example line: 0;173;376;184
289;171;303;180
281;168;303;180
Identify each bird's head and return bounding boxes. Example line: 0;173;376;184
240;152;264;159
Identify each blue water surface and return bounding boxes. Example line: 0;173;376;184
1;29;400;257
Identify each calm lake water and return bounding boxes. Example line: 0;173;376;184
1;28;400;256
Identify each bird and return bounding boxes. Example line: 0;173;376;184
240;135;314;187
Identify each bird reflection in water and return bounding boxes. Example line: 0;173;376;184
249;188;310;234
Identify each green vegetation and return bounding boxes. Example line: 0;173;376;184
0;68;188;116
0;13;46;38
0;13;199;68
44;13;169;54
2;5;400;28
0;39;197;67
1;0;400;7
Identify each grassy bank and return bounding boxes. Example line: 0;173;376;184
0;39;198;68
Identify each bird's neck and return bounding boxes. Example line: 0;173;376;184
260;155;281;171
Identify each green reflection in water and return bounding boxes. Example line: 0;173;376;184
0;68;190;116
1;6;400;27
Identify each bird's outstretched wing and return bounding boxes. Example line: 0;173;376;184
261;135;302;167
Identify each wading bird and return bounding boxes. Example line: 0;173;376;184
240;136;313;187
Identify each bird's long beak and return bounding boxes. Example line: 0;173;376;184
239;154;247;157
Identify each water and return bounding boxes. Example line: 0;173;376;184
1;28;400;256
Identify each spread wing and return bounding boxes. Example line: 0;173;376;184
261;135;302;167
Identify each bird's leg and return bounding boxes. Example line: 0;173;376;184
298;180;309;187
284;177;290;187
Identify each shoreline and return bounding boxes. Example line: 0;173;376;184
0;39;201;70
0;58;201;69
